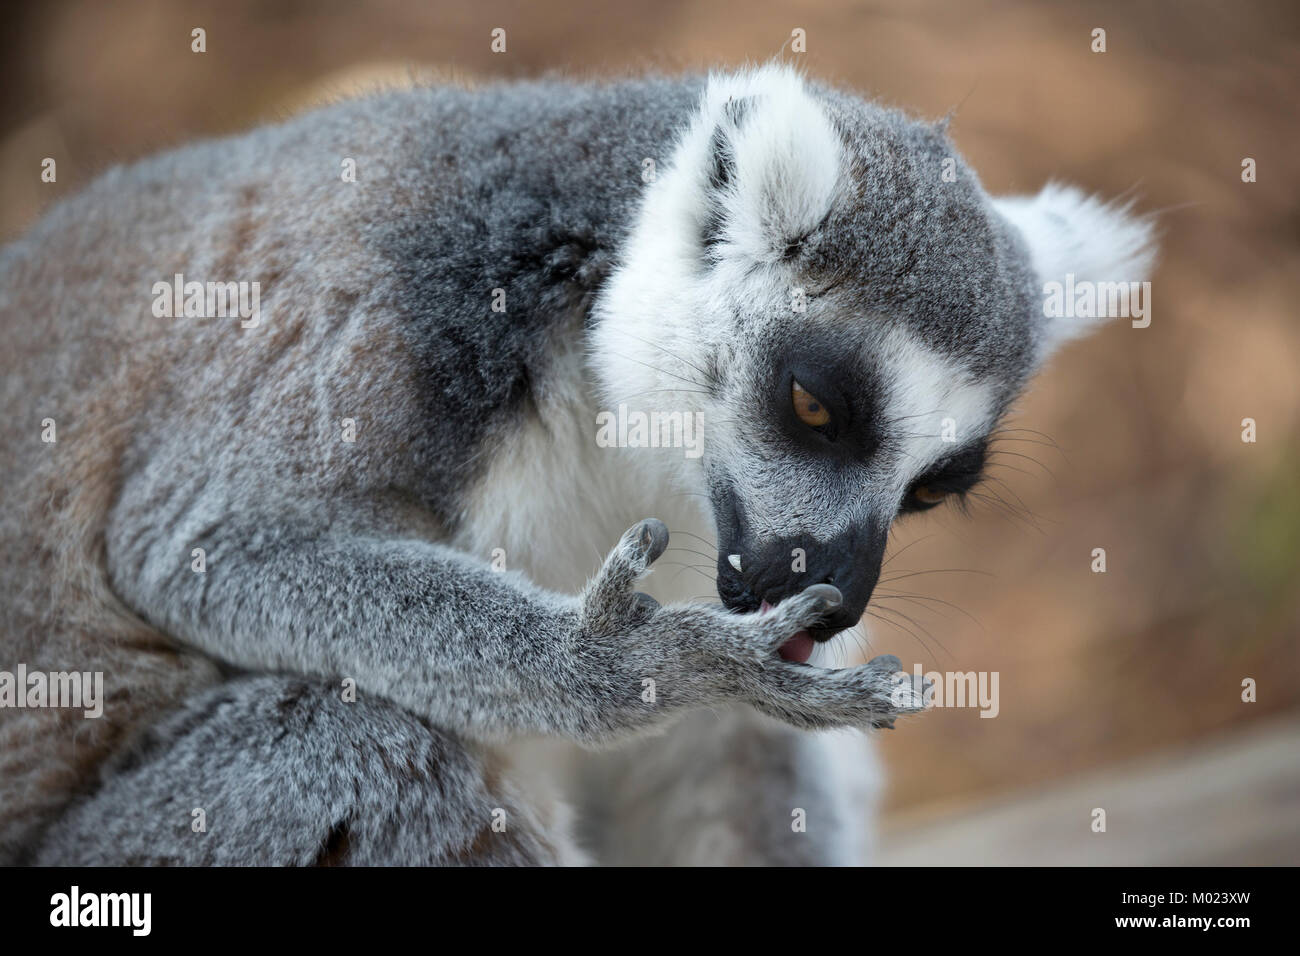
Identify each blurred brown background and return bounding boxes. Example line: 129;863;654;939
3;0;1297;863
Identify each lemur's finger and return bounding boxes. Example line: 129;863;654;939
629;591;660;623
748;655;928;731
754;583;842;652
867;653;901;673
583;518;669;618
636;518;670;566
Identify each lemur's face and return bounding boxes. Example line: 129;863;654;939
594;66;1153;658
699;296;1015;644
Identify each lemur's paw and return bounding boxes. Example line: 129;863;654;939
581;518;671;629
746;650;932;732
580;521;924;733
580;519;841;670
631;517;671;566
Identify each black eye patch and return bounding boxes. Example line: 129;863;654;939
899;438;989;514
774;361;888;462
763;324;887;462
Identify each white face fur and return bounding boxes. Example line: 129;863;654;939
592;64;1154;635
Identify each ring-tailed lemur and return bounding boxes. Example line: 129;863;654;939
0;64;1152;865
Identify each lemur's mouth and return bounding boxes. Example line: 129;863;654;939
760;599;816;664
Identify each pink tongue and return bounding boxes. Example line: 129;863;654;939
778;631;815;663
761;600;815;664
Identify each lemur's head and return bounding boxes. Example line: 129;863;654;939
593;65;1153;659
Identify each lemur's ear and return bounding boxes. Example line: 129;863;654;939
693;65;844;264
993;183;1156;359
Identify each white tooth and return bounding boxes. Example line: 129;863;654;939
727;554;743;573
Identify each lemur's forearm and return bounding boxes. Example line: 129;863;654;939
107;511;921;744
109;521;619;741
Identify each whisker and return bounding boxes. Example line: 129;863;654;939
611;329;715;383
666;528;719;552
870;603;950;660
986;446;1056;479
662;545;719;563
866;607;937;661
606;351;707;390
882;533;937;569
982;455;1040;481
877;567;994;584
873;588;983;629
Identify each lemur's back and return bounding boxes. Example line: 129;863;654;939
0;78;696;860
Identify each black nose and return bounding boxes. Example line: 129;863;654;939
715;524;888;638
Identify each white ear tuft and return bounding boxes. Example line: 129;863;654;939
993;183;1157;357
693;64;844;264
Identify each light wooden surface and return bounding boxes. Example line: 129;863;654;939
878;714;1300;866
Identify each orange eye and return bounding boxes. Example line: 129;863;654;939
912;485;950;506
791;380;831;428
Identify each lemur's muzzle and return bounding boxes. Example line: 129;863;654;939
715;522;889;643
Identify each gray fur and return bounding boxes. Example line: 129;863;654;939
37;675;569;865
811;83;1041;381
0;68;1150;865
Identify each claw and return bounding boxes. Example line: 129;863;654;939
631;591;660;616
636;518;669;564
800;583;842;612
868;653;901;673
